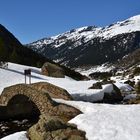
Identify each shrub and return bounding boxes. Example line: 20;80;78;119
135;80;140;94
133;67;140;76
89;72;112;80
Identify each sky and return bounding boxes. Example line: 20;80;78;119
0;0;140;44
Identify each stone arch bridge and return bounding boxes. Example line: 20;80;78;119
0;82;80;121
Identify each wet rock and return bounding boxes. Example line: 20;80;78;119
103;84;123;103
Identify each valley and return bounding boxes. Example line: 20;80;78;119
0;14;140;140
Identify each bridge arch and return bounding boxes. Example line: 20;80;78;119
7;94;40;119
0;83;80;122
0;84;55;116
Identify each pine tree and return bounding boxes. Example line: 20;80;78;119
0;38;8;61
9;48;20;63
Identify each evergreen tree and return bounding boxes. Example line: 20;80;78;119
0;38;8;61
9;48;20;63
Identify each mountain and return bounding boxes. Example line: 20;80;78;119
0;24;87;80
27;15;140;68
115;48;140;69
0;24;48;67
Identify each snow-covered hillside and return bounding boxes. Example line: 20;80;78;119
29;15;140;49
0;63;140;140
76;64;115;76
27;15;140;67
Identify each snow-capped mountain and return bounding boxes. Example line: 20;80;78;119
27;15;140;67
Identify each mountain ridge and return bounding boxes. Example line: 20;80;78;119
0;24;50;67
27;15;140;67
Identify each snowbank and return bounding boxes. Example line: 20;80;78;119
0;131;28;140
55;99;140;140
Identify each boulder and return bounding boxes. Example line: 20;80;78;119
103;84;123;103
41;62;65;78
101;79;115;85
88;82;102;89
125;94;140;104
124;80;135;87
53;103;81;122
28;115;86;140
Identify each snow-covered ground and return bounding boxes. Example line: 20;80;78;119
0;62;108;102
76;64;114;76
0;62;140;140
0;132;27;140
55;99;140;140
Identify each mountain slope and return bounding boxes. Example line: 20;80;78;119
0;24;87;80
0;24;48;67
116;48;140;68
27;15;140;67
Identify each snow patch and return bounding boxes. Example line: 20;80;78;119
0;131;28;140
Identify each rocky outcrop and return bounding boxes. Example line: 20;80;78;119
88;81;123;103
31;82;73;100
88;82;102;89
125;94;140;104
103;84;123;103
41;62;65;78
124;80;135;87
41;62;89;81
28;115;86;140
